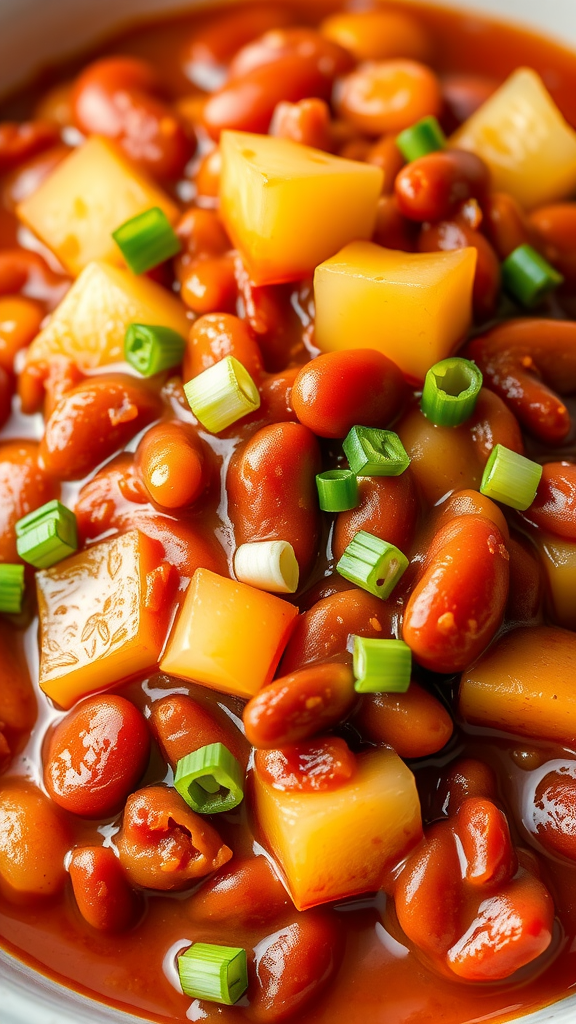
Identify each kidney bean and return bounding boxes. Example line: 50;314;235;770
0;782;71;899
441;74;498;129
0;620;36;772
184;312;263;383
532;766;576;861
337;59;441;136
244;663;355;749
135;422;206;510
270;98;333;151
227;422;321;577
117;786;231;890
470;388;524;464
176;207;229;260
403;515;509;674
435;757;498;817
40;355;84;420
292;349;405;439
524;462;576;539
465;319;576;445
394;827;462;956
0;440;58;562
372;194;418;251
354;682;453;758
507;534;542;623
333;473;418;563
257;367;299;425
484;192;531;261
418;217;501;320
0;248;70;310
194;146;221;199
34;81;74;127
72;57;193;180
435;488;509;541
395;150;490;223
182;4;294;83
256;736;356;794
457;797;516;887
0;121;61;173
43;695;150;818
321;9;432;63
234;256;302;372
39;375;161;481
338;137;372;162
281;589;395;674
180;253;237;315
366;135;405;194
228;27;353;82
189;856;291;929
530;203;576;285
249;911;343;1023
70;847;140;932
149;693;247;769
0;296;44;373
0;367;13;430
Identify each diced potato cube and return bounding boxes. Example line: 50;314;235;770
38;530;173;709
253;747;422;910
220;130;383;286
160;567;298;698
25;260;189;371
17;136;179;276
451;69;576;209
314;241;476;382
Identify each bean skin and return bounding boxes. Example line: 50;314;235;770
176;207;229;260
333;473;419;562
292;349;405;438
530;203;576;285
434;757;498;817
532;767;576;861
418;217;501;320
354;682;453;758
227;422;321;577
373;194;418;251
403;515;509;674
136;421;207;510
395;150;490;223
0;248;69;309
184;312;263;383
180;253;237;315
182;4;294;78
434;488;509;542
441;74;497;128
0;296;44;373
524;462;576;540
366;135;405;194
484;192;531;261
270;97;333;151
227;27;353;82
506;534;542;624
320;9;432;63
69;847;141;932
244;663;356;748
0;782;71;900
0;440;58;562
188;856;291;929
0;121;60;173
337;59;442;136
149;693;248;769
0;620;36;773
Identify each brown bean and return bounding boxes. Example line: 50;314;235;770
441;74;498;129
418;217;501;320
333;473;419;563
70;847;140;932
507;534;542;624
136;421;207;510
188;856;291;928
372;194;418;251
337;59;442;136
270;97;333;151
184;312;263;383
0;619;36;772
244;663;355;748
0;121;60;173
354;682;453;758
530;203;576;285
366;134;405;194
0;440;58;561
484;192;531;261
0;781;71;900
228;27;353;82
149;693;248;769
435;757;498;817
395;149;490;222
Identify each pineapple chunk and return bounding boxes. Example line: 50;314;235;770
314;241;476;382
220;130;383;286
451;69;576;209
160;567;298;699
37;530;173;709
17;136;179;276
254;746;422;910
25;260;189;371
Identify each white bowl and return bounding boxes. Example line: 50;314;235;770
1;1;576;1022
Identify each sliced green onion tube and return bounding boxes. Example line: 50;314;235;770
336;530;409;599
184;356;260;433
16;500;78;569
342;426;410;477
421;356;483;427
112;207;181;275
174;742;244;814
502;244;564;307
353;636;412;694
316;469;359;512
0;564;25;614
396;115;447;162
234;540;299;594
480;444;543;511
124;323;185;376
178;942;248;1005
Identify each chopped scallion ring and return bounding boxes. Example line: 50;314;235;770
234;540;299;594
353;636;412;693
178;942;248;1005
174;742;244;814
0;564;25;615
343;426;410;477
184;356;260;433
396;115;446;163
124;323;186;376
112;207;181;275
16;500;78;569
502;244;564;307
480;444;543;510
316;469;359;512
421;356;483;427
336;530;408;599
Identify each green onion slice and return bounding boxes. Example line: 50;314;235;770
396;115;447;163
502;244;564;307
316;469;359;512
343;426;410;477
0;564;25;615
184;356;260;433
16;500;78;569
336;530;409;599
174;742;244;814
112;207;181;275
353;636;412;694
234;540;299;594
421;356;483;427
124;324;186;376
178;942;248;1005
480;444;543;511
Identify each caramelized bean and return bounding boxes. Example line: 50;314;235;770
0;440;58;562
530;203;576;285
366;135;405;194
0;121;60;173
333;473;419;562
0;620;36;772
395;150;490;222
184;312;263;382
194;146;221;199
457;798;516;887
418;217;501;320
337;59;441;136
533;766;576;860
228;28;353;82
244;663;355;748
176;207;229;259
441;74;498;128
0;296;44;372
525;462;576;539
355;682;452;758
435;488;509;542
321;10;432;63
373;194;418;251
182;4;294;81
149;693;247;768
0;248;69;309
270;98;333;151
403;515;509;673
0;782;71;899
34;81;74;127
180;253;237;314
435;757;498;816
136;421;207;509
484;192;531;260
189;856;291;928
506;534;542;623
70;847;140;932
40;375;161;480
234;255;302;371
